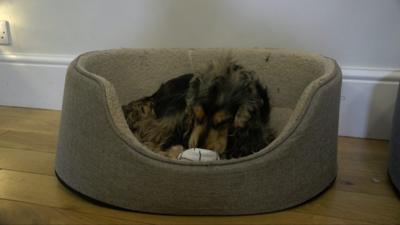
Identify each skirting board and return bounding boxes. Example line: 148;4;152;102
0;54;71;110
0;53;399;140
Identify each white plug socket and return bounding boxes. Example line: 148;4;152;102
0;20;10;45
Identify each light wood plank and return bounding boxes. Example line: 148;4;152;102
0;129;8;135
0;147;55;176
335;171;395;198
0;199;143;225
0;106;60;134
0;170;369;225
339;156;388;175
335;155;394;197
338;137;389;162
0;130;58;153
295;189;400;224
334;137;395;198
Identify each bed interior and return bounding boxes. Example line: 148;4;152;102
79;49;326;135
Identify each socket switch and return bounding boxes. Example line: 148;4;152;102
0;20;10;45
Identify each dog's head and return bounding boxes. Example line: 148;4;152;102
185;56;270;154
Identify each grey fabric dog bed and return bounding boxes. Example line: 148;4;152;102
55;48;342;215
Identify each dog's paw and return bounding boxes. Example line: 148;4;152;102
188;127;201;148
166;145;184;159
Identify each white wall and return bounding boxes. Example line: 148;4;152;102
0;0;399;139
1;0;400;67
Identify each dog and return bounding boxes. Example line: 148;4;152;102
123;55;274;159
185;56;275;158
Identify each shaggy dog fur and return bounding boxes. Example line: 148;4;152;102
185;56;275;158
123;56;275;159
122;74;193;158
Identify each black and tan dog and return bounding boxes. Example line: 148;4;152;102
185;56;274;159
123;56;274;159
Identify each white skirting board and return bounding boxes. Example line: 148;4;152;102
340;77;399;140
0;54;71;110
0;53;399;140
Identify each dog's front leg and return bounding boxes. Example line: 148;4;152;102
188;105;207;148
188;121;207;148
205;127;229;154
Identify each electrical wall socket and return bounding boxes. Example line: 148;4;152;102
0;20;10;45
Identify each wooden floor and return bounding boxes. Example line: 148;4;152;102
0;106;399;225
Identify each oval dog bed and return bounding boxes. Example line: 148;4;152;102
55;48;342;215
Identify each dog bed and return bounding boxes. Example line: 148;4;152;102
55;48;342;215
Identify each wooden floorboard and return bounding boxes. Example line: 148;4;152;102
0;169;371;225
0;130;58;153
0;106;60;134
0;199;139;225
0;106;399;225
295;190;400;224
0;147;55;176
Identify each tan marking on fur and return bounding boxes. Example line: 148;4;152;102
141;101;154;117
188;121;207;148
128;104;183;155
193;105;205;121
188;105;208;148
204;127;229;154
165;145;184;159
212;110;231;126
125;98;189;160
234;105;252;128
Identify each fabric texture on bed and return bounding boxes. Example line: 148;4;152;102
55;48;342;215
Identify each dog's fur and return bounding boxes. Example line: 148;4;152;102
185;56;274;158
123;56;275;159
122;74;193;158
